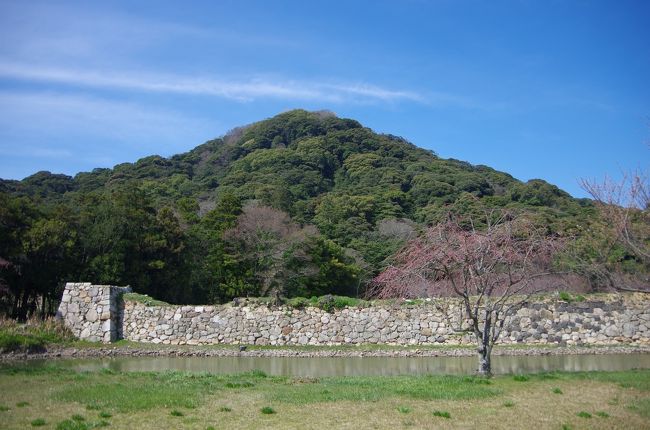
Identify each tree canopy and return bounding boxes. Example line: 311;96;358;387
1;109;632;319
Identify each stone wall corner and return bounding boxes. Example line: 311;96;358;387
57;282;131;343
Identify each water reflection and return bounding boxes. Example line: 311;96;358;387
65;353;650;376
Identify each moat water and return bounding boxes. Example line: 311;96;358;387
44;353;650;376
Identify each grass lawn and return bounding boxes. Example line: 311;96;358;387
0;363;648;429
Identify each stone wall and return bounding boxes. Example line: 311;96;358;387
122;294;650;347
57;283;650;346
56;282;131;343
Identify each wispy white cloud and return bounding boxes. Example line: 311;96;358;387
0;3;485;108
0;62;425;104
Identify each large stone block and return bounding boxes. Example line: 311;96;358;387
86;309;98;322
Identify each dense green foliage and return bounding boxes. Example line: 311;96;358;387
0;109;611;318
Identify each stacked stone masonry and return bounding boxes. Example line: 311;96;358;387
57;282;131;343
58;283;650;346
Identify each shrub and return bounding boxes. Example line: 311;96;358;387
432;410;451;419
576;411;592;418
31;418;47;427
503;401;515;407
332;296;360;309
170;410;184;417
558;292;585;303
261;406;276;414
317;295;336;312
316;295;367;312
16;401;30;407
287;297;310;309
552;387;563;394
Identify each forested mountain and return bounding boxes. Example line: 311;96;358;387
1;109;597;318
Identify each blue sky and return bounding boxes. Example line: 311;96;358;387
0;0;648;197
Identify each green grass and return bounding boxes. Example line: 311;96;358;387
30;418;46;427
53;371;221;412
0;405;9;411
225;381;255;388
284;295;371;312
16;401;30;407
543;370;650;392
0;317;75;352
512;375;529;382
628;397;650;418
260;406;276;414
48;368;275;413
558;291;586;303
576;411;592;418
269;374;501;404
123;293;170;307
2;364;650;428
552;387;563;394
55;419;92;430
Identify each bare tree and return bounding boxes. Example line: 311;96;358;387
370;211;558;376
224;203;317;300
577;171;649;291
377;218;417;241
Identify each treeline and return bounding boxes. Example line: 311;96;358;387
2;110;644;319
0;187;364;319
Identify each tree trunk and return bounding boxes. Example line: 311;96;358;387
476;309;493;376
477;343;492;376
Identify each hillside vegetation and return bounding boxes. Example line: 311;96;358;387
0;109;621;318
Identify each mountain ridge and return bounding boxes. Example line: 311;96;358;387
0;109;584;219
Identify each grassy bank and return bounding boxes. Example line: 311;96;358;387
0;363;648;429
0;318;75;353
